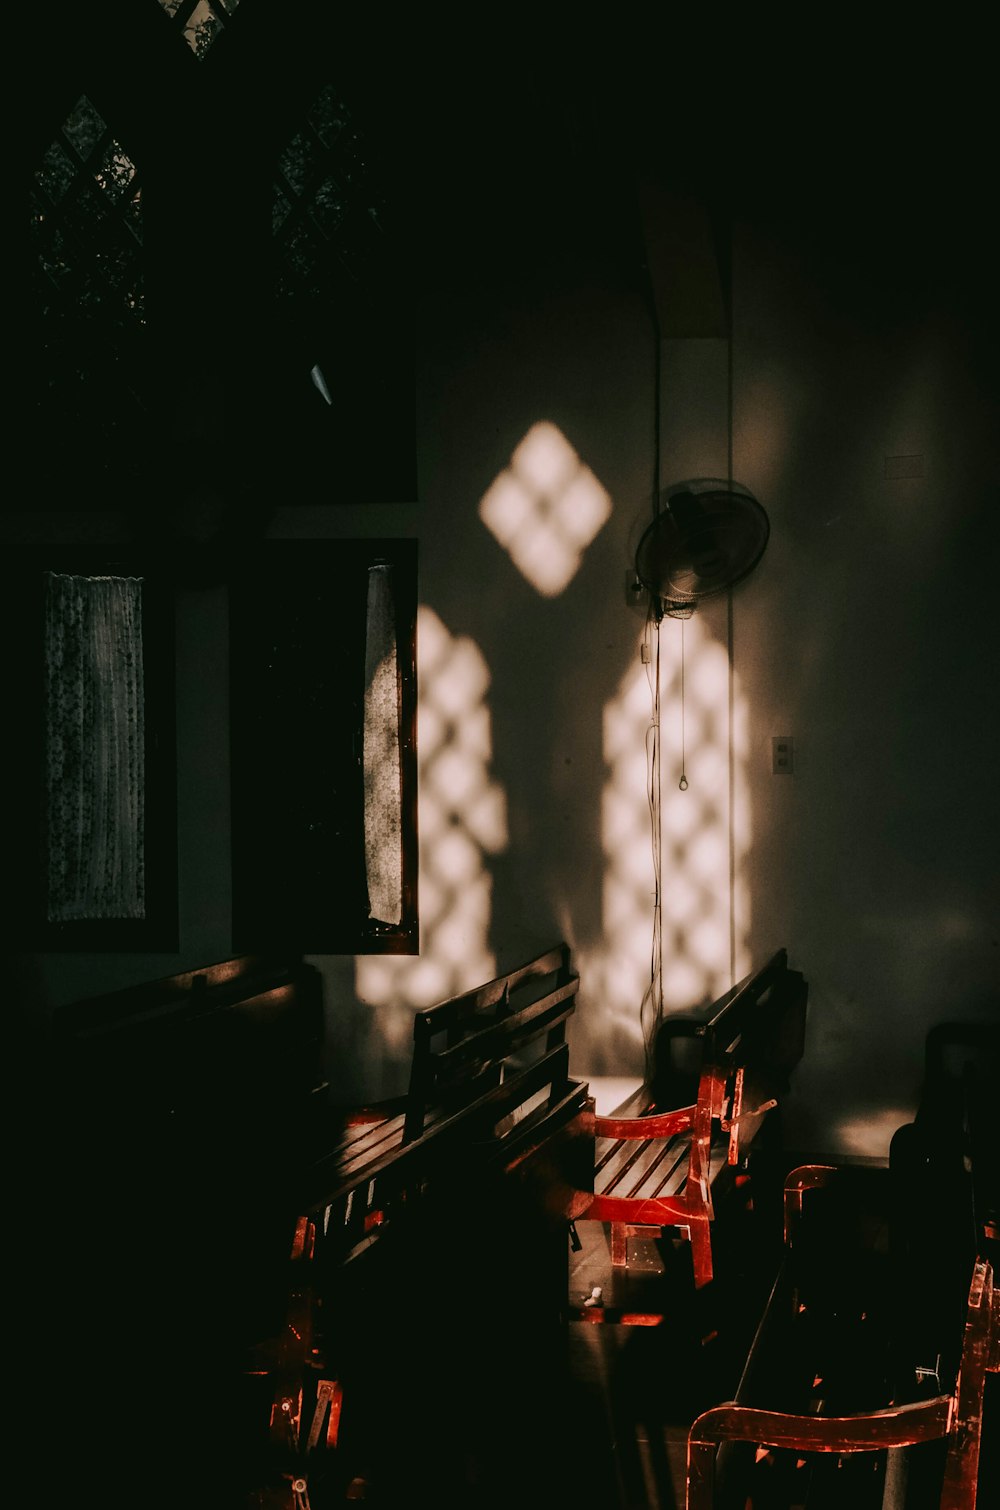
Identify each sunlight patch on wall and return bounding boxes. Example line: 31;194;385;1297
355;606;507;1015
578;613;751;1063
479;421;612;596
834;1107;913;1161
660;615;751;1007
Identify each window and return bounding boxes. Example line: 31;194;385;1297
229;540;418;953
3;549;178;951
20;3;416;512
15;8;419;954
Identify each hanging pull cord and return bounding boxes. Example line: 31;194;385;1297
641;608;664;1078
678;617;689;791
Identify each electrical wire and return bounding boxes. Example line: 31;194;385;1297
640;605;664;1079
640;258;665;1079
678;616;689;791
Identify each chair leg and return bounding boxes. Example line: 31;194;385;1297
686;1435;716;1510
690;1215;714;1288
611;1222;627;1266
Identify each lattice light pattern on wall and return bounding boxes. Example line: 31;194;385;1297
356;606;508;1013
575;613;751;1070
479;422;612;596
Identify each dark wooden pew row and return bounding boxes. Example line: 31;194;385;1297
44;955;330;1510
684;1021;1000;1509
45;946;593;1508
244;944;594;1506
574;948;807;1294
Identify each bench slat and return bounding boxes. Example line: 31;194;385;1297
595;1133;686;1200
631;1138;691;1201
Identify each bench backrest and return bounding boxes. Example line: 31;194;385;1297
652;947;808;1164
50;955;332;1405
51;953;326;1132
300;943;590;1264
403;942;581;1143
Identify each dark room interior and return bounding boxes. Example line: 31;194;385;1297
8;6;998;1508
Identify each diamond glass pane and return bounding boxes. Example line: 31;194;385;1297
95;142;138;204
65;184;108;237
123;191;143;243
62;97;105;160
272;189;292;233
183;1;223;59
273;84;392;303
279;132;320;195
334;128;367;186
309;90;348;149
37;141;76;202
311;175;346;235
94;231;133;291
31;205;72;297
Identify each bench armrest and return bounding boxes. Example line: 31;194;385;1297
591;1104;695;1140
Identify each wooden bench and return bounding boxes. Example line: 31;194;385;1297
685;1022;999;1509
46;955;333;1510
575;948;807;1293
293;942;591;1251
246;943;595;1505
48;952;329;1314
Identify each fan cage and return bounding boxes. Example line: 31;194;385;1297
634;480;769;617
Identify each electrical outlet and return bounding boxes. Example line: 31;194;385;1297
772;736;794;775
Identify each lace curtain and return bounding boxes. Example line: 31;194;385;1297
44;572;145;921
363;562;402;926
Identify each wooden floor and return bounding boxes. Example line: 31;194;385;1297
559;1193;781;1510
282;1142;781;1510
565;1224;719;1509
324;1086;792;1510
556;1073;781;1506
560;1198;998;1510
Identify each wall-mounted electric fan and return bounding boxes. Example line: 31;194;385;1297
634;478;770;619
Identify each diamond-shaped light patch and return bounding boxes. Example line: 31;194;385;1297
479;421;612;596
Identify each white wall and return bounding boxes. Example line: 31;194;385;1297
15;76;998;1157
731;207;999;1156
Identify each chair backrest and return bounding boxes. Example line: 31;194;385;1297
890;1022;1000;1405
920;1022;999;1256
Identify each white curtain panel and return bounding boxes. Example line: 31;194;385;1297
363;562;402;926
44;572;145;921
